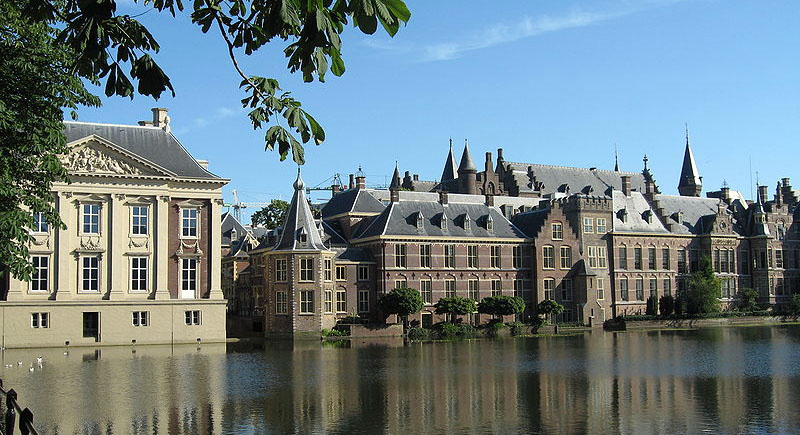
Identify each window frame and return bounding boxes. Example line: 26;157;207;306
299;290;314;314
560;246;572;269
561;278;572;301
444;244;455;268
32;212;49;234
132;311;149;327
81;203;101;235
542;245;555;269
31;312;49;329
552;222;563;240
358;264;370;281
420;244;432;268
335;265;347;281
180;257;198;298
131;205;149;236
490;246;501;268
583;217;594;233
81;255;101;293
30;255;49;292
394;244;407;268
336;288;347;313
275;258;288;282
299;257;314;282
276;291;288;314
543;278;555;300
184;310;201;325
180;207;199;239
358;289;369;313
421;279;433;305
130;256;149;292
467;245;478;268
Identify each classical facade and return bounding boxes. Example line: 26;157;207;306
0;108;229;348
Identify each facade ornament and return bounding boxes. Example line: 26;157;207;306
128;237;149;249
62;146;143;175
79;237;102;251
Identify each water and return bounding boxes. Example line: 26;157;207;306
2;325;800;434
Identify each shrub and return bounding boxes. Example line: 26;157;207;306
537;299;564;323
506;321;526;336
478;295;526;317
433;322;477;339
646;296;658;315
434;296;477;321
322;328;347;337
378;287;424;326
790;294;800;316
407;327;429;341
674;296;685;316
659;295;675;316
736;288;760;312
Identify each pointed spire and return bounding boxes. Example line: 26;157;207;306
440;139;458;182
614;145;619;172
390;161;401;190
678;124;702;197
275;167;327;251
458;139;476;173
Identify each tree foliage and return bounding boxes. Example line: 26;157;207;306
477;295;525;317
646;296;658;315
377;287;423;320
537;299;564;321
736;288;760;312
659;295;675;316
250;199;289;229
685;256;721;315
789;294;800;316
1;0;100;280
434;296;476;321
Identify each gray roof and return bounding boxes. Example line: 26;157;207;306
333;246;374;262
64;121;222;180
678;141;702;192
221;212;249;246
354;201;526;240
441;143;458;182
510;209;550;238
570;259;598;277
612;191;670;234
654;194;724;235
390;164;402;190
274;169;328;251
503;162;645;197
457;142;476;172
321;188;386;218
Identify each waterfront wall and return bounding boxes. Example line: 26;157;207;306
622;315;799;331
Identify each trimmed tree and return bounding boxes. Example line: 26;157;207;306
434;296;477;323
478;295;526;320
537;299;564;324
377;287;423;329
646;296;658;315
659;295;675;316
789;294;800;316
686;256;721;315
736;288;760;312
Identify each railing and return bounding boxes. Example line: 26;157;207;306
0;379;36;435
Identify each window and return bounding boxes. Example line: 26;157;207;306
324;290;333;313
336;289;347;312
543;246;555;269
618;247;628;269
512;246;522;268
561;278;572;301
132;206;148;235
490;246;501;268
358;289;369;313
560;246;572;269
596;218;607;233
394;244;407;267
300;290;314;314
620;278;629;301
649;278;658;299
513;279;525;298
648;247;656;270
543;278;555;300
358;265;369;281
597;247;607;268
467;245;478;268
31;255;49;292
662;248;670;270
690;249;700;272
324;259;332;281
597;278;605;300
184;310;201;325
678;249;688;273
181;208;198;238
275;258;288;282
552;222;563;240
635;277;644;300
82;256;100;292
132;311;149;326
421;280;433;304
468;279;479;300
131;257;148;291
83;203;100;234
444;245;455;268
276;291;288;314
445;279;456;298
588;246;598;268
776;249;784;269
634;248;642;270
714;249;721;272
299;258;314;282
181;258;197;297
31;313;49;328
32;212;48;233
776;277;785;296
664;278;672;297
583;218;594;233
491;279;501;296
420;244;432;268
336;265;346;281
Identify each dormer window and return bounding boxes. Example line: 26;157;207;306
230;228;237;241
440;213;448;230
416;212;424;229
643;210;653;224
298;228;308;243
672;211;683;223
486;215;494;232
618;208;628;223
464;215;471;231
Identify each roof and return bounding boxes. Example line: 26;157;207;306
678;141;702;191
221;212;250;246
457;142;476;172
321;188;386;218
333;246;374;262
503;161;645;197
654;194;724;235
612;191;670;234
441;144;458;182
64;121;222;180
274;169;328;251
510;208;550;238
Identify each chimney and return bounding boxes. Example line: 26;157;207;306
413;174;419;181
439;191;449;205
485;152;493;173
497;148;504;162
390;189;399;203
783;178;791;188
348;174;355;190
151;108;170;133
355;174;366;190
621;175;632;197
332;184;341;197
758;185;768;204
485;195;494;206
721;185;730;202
197;159;209;170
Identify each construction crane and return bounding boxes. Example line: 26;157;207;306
223;189;272;222
305;173;345;197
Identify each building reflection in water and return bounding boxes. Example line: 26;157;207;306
0;326;799;434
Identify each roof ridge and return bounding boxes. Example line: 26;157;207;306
64;120;162;130
505;161;641;176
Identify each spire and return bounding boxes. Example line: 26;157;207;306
614;145;619;172
457;139;476;173
440;139;458;182
275;167;327;251
389;161;401;190
678;124;702;197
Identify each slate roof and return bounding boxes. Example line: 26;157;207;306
570;259;598;277
654;194;725;235
274;169;328;251
225;238;250;258
321;188;386;218
64;121;223;180
441;144;458;182
510;209;550;238
353;201;526;240
612;191;670;234
458;142;476;172
502;162;645;197
333;246;374;262
678;141;702;192
221;212;250;246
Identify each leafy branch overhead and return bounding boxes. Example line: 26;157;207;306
24;0;411;164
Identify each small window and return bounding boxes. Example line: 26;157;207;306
336;265;346;281
486;216;494;232
132;311;149;326
395;279;407;289
597;278;605;300
83;204;101;234
300;290;314;314
358;289;369;313
552;223;563;240
184;310;201;325
416;213;424;229
276;291;288;314
583;217;594;233
275;258;288;282
32;212;49;233
596;218;607;233
491;279;502;296
299;258;314;282
463;215;471;231
181;208;198;238
31;312;49;329
358;265;370;281
131;206;149;235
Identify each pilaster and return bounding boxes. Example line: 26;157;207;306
109;193;126;299
154;195;170;300
56;191;75;300
208;198;224;300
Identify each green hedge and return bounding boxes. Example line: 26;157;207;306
622;310;773;322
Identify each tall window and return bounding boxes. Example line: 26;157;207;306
561;278;573;301
490;246;501;268
299;258;314;282
32;212;48;233
588;246;598;268
275;258;288;282
444;245;455;268
395;279;407;289
83;204;100;234
181;258;197;296
358;289;369;312
324;259;332;281
131;257;148;291
583;218;594;233
635;277;644;300
276;291;288;314
552;222;563;240
634;248;643;270
543;246;555;269
132;206;148;235
597;278;605;300
82;256;100;292
336;289;347;312
648;247;656;270
336;265;346;281
690;250;700;272
596;218;607;233
618;247;627;269
468;279;479;300
620;278;629;301
300;290;314;314
597;247;607;268
560;246;572;269
467;245;478;268
181;208;198;238
776;278;785;296
491;279;501;296
663;278;672;297
394;244;407;267
678;249;687;273
445;279;456;298
420;244;432;268
662;248;670;270
649;277;658;298
358;265;370;281
543;278;555;300
513;279;525;298
31;255;49;291
421;279;433;304
324;290;333;313
776;249;784;269
512;246;522;268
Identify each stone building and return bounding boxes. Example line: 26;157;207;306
0;108;229;348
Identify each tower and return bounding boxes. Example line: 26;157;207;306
457;140;477;195
678;125;702;197
440;139;458;183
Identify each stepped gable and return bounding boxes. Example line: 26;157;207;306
510;208;550;238
64;121;221;179
502;161;646;197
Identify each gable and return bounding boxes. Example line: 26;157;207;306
62;136;174;178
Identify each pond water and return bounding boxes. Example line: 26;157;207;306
2;325;800;434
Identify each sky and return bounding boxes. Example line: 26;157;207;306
76;0;800;223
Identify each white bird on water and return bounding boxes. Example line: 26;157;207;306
28;364;33;372
36;356;43;364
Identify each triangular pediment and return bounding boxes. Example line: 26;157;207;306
62;135;175;178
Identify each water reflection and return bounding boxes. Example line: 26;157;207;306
1;326;799;434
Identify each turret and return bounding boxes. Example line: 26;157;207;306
678;126;702;197
440;139;458;183
457;140;477;195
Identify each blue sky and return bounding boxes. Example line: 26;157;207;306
77;0;800;222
